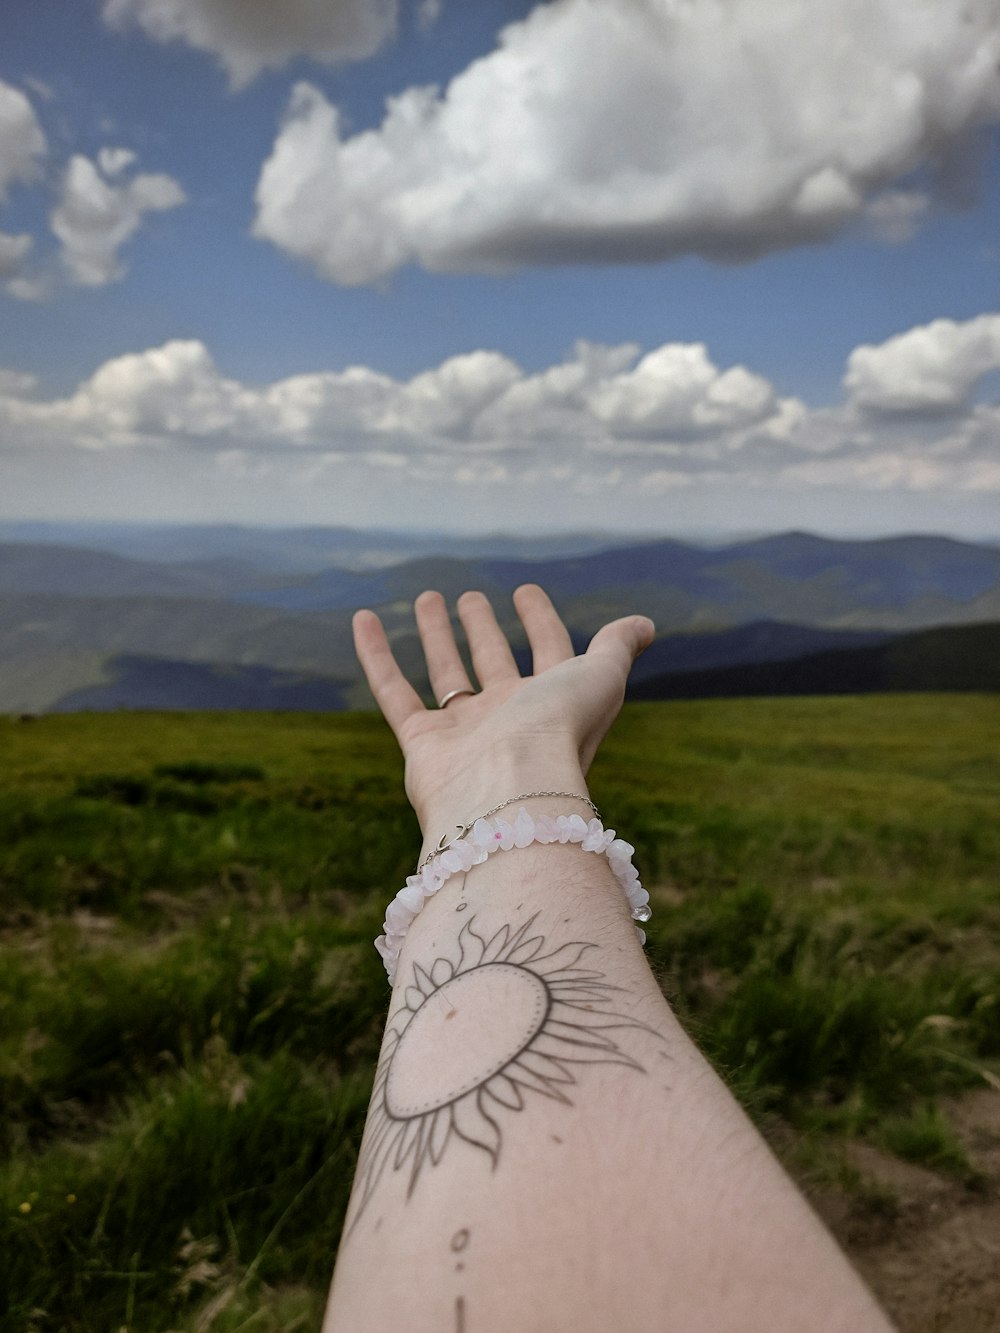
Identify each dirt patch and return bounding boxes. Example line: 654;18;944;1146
809;1090;1000;1333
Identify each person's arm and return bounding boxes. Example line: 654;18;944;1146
323;585;895;1333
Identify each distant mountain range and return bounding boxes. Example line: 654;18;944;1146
1;525;997;712
0;521;623;574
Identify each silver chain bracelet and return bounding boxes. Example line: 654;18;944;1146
419;790;601;870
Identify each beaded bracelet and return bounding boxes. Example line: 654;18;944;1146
375;806;651;984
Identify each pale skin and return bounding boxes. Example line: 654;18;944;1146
323;585;896;1333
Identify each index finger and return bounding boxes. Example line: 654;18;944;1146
353;609;425;739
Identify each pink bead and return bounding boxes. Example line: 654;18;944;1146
471;818;495;849
495;819;515;851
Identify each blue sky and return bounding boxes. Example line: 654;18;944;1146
1;0;999;538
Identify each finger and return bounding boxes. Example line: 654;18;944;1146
414;590;476;705
584;615;656;677
456;590;520;688
352;609;425;738
513;583;575;674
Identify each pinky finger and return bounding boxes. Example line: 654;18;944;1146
353;609;425;739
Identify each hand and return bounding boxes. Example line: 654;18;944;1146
352;584;654;845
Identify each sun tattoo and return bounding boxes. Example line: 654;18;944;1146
345;913;655;1235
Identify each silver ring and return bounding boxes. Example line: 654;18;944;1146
437;687;477;709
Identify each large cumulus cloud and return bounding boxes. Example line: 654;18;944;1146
253;0;1000;286
102;0;398;88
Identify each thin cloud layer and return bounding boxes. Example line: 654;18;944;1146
253;0;1000;286
2;316;996;504
103;0;399;88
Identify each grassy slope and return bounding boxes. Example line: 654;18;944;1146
1;699;998;1330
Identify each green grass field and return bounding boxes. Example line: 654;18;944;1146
2;697;998;1331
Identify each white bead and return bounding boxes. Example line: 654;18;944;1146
398;883;424;912
581;818;607;852
513;808;535;848
385;900;414;930
566;814;588;843
421;864;445;894
535;814;559;843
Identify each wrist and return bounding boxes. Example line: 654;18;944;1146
411;738;589;862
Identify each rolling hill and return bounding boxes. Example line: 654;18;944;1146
2;527;998;711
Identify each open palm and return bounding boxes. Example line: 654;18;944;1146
353;584;655;831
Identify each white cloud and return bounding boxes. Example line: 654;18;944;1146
4;275;52;303
61;340;253;443
253;0;1000;286
51;152;186;286
844;315;1000;413
0;231;33;277
0;368;38;396
97;146;138;177
0;80;46;200
2;319;997;508
102;0;398;88
417;0;442;29
0;81;47;292
864;189;930;244
0;76;184;298
584;344;777;439
0;78;185;298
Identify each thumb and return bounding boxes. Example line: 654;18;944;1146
585;614;656;674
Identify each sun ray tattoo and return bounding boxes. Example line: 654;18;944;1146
345;913;658;1235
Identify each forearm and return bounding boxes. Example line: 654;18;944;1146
324;789;893;1333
